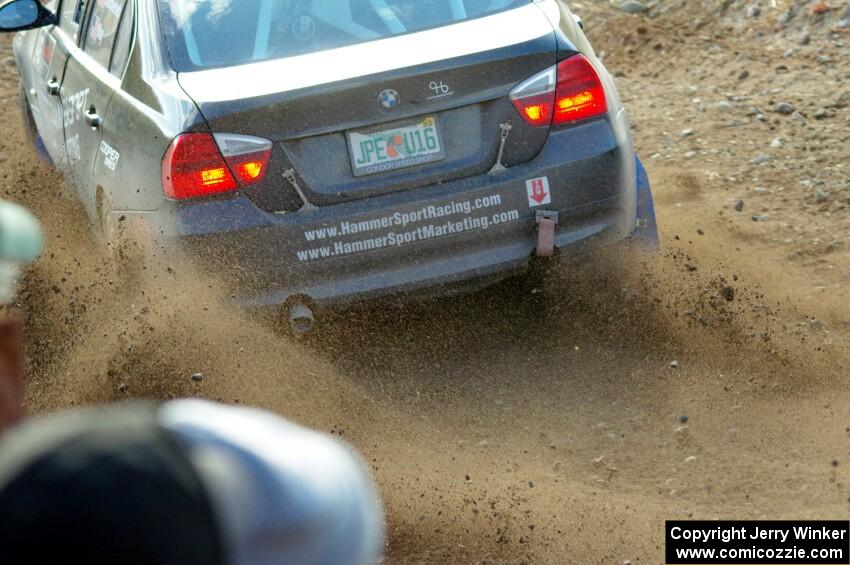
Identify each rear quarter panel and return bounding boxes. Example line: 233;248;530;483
94;0;204;214
545;0;637;223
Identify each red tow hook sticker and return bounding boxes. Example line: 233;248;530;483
535;210;559;257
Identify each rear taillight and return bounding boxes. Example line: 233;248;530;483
553;54;608;125
509;54;608;128
509;67;556;126
162;133;272;200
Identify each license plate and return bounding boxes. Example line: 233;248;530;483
348;116;445;177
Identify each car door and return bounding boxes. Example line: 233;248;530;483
27;0;85;169
60;0;126;218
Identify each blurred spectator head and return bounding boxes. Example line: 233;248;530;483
0;400;384;565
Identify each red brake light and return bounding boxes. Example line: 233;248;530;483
514;93;554;126
162;133;238;200
510;66;556;127
553;54;608;125
228;151;272;184
510;54;608;127
162;133;272;200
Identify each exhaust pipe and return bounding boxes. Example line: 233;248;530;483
288;303;316;334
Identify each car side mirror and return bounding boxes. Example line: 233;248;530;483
0;0;57;32
572;13;584;30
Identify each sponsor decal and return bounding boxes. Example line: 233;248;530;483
296;210;521;263
87;14;105;46
99;140;120;171
63;88;90;128
526;177;551;207
303;195;505;242
297;194;521;262
427;80;454;101
39;36;53;67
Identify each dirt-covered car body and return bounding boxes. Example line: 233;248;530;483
9;0;657;308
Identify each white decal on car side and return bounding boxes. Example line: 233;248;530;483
178;3;556;103
99;140;120;171
66;134;81;163
63;88;90;127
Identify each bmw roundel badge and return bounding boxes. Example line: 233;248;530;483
378;89;400;110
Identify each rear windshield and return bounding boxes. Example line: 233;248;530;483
157;0;530;72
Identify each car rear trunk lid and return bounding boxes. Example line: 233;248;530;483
178;3;559;210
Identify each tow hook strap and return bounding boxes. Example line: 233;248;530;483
535;210;559;257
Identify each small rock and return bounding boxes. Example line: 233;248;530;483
751;154;771;165
770;138;783;148
734;199;745;212
746;4;760;18
773;102;795;115
813;108;832;120
717;100;733;112
738;69;750;81
678;414;689;424
799;32;811;46
816;190;830;202
752;214;769;222
816;55;833;65
684;151;697;159
829;92;849;109
615;0;648;14
720;286;735;302
684;456;698;463
191;372;204;382
680;128;696;137
670;360;680;369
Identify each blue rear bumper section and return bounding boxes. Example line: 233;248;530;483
139;120;656;308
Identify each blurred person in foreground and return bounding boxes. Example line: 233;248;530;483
0;201;42;432
0;202;384;565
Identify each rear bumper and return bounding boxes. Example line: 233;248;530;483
127;117;644;308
